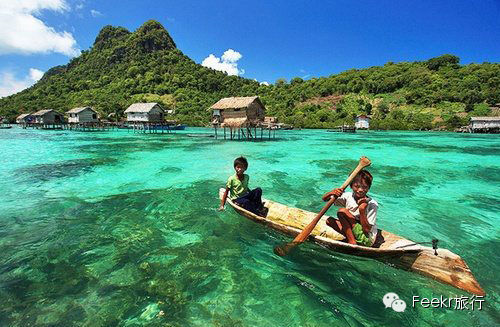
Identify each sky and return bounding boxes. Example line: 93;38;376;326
0;0;499;97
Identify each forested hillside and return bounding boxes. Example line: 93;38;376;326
0;20;498;130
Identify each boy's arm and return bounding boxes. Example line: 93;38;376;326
219;187;230;211
358;198;375;235
322;188;343;202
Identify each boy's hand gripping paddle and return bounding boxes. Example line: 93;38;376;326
273;156;371;256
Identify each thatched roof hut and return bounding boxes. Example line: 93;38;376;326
210;96;263;110
210;96;265;127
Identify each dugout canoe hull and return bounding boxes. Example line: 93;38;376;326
219;188;485;296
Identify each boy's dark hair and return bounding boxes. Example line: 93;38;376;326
234;156;248;169
350;170;373;188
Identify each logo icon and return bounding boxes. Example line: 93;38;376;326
383;292;406;312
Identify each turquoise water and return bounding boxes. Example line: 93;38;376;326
0;127;498;327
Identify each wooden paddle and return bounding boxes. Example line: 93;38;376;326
273;156;372;256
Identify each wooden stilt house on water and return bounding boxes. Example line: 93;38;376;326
67;107;98;124
0;117;11;129
469;117;500;133
355;115;370;130
125;103;172;133
125;103;165;122
32;109;65;129
65;106;113;131
262;116;293;130
16;113;34;124
210;96;275;140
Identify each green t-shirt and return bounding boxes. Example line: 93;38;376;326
226;174;249;200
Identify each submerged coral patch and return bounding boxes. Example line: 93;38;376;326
14;157;118;182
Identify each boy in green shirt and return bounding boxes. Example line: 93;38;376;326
219;156;266;217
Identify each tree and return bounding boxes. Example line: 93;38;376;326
446;115;464;129
127;66;140;78
426;54;460;71
365;103;372;115
471;103;491;116
276;78;287;86
377;101;390;118
290;77;304;85
463;90;482;112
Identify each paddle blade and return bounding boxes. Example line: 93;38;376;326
273;242;299;257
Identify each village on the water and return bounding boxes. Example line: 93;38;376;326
3;96;500;135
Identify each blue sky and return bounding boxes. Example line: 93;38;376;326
0;0;499;96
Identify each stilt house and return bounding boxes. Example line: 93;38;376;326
125;103;165;123
67;107;98;124
469;117;500;133
16;113;34;124
210;96;265;128
32;109;65;124
355;115;370;129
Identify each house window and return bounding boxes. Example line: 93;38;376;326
92;114;97;119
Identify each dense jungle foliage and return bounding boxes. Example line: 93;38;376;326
0;20;498;130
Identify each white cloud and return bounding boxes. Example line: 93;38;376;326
90;9;102;17
29;68;44;80
202;49;244;76
254;78;269;86
0;68;44;98
0;0;79;56
221;49;242;63
1;0;69;13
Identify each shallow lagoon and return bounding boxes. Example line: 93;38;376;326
0;127;498;326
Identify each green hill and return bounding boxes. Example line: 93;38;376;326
0;20;260;126
262;56;499;130
1;20;498;130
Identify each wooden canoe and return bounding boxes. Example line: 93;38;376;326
219;188;485;296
